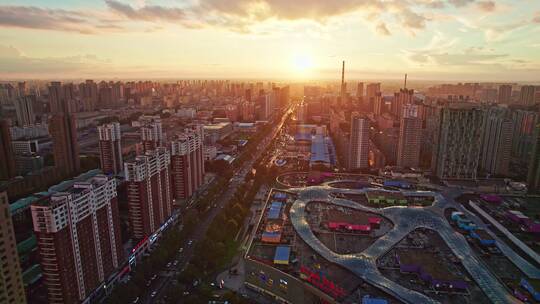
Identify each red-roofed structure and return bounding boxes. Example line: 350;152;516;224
328;222;371;233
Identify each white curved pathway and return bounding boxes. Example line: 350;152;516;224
287;183;523;304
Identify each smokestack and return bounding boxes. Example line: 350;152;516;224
404;73;408;89
342;61;345;86
340;61;346;106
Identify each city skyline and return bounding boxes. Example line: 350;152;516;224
0;0;539;81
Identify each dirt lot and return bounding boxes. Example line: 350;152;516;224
377;228;491;304
398;250;460;281
305;202;393;239
315;232;377;254
250;243;277;261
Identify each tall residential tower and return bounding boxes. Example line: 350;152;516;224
397;104;422;168
171;128;205;201
98;122;123;175
432;103;485;179
480;107;513;176
48;82;80;176
0;120;16;180
348;113;370;170
124;147;173;239
0;191;27;304
31;175;123;304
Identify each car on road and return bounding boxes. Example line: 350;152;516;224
150;291;157;298
188;240;193;246
166;262;172;268
173;260;179;266
178;247;184;253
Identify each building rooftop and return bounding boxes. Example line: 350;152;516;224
310;134;331;165
273;245;291;265
9;169;103;214
268;201;283;220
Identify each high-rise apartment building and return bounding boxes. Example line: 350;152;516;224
12;139;43;175
520;85;537;105
98;122;123;175
373;92;383;116
348;113;370;170
393;89;414;118
397;104;422;168
528;123;540;192
0;120;16;180
431;103;485;179
498;84;512;104
171;128;205;201
49;82;80;176
17;81;26;97
366;83;381;103
78;80;98;111
512;110;538;163
124;147;172;239
49;82;75;113
357;82;364;98
257;93;275;120
140;117;163;151
31;175;123;304
14;95;35;126
277;86;290;108
480;107;513;176
0;191;27;304
241;101;255;122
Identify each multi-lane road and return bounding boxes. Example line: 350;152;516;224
144;108;292;303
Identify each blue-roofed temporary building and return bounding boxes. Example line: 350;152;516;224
295;133;312;142
383;180;411;189
470;230;496;246
273;246;291;265
273;192;287;200
521;278;540;301
310;134;332;168
362;295;388;304
268;202;282;219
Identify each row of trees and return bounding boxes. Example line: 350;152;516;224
161;120;281;302
107;115;283;303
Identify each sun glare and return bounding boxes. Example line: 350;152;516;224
292;55;314;75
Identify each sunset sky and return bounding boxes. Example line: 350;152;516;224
0;0;539;81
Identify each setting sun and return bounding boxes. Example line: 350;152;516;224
292;54;314;76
